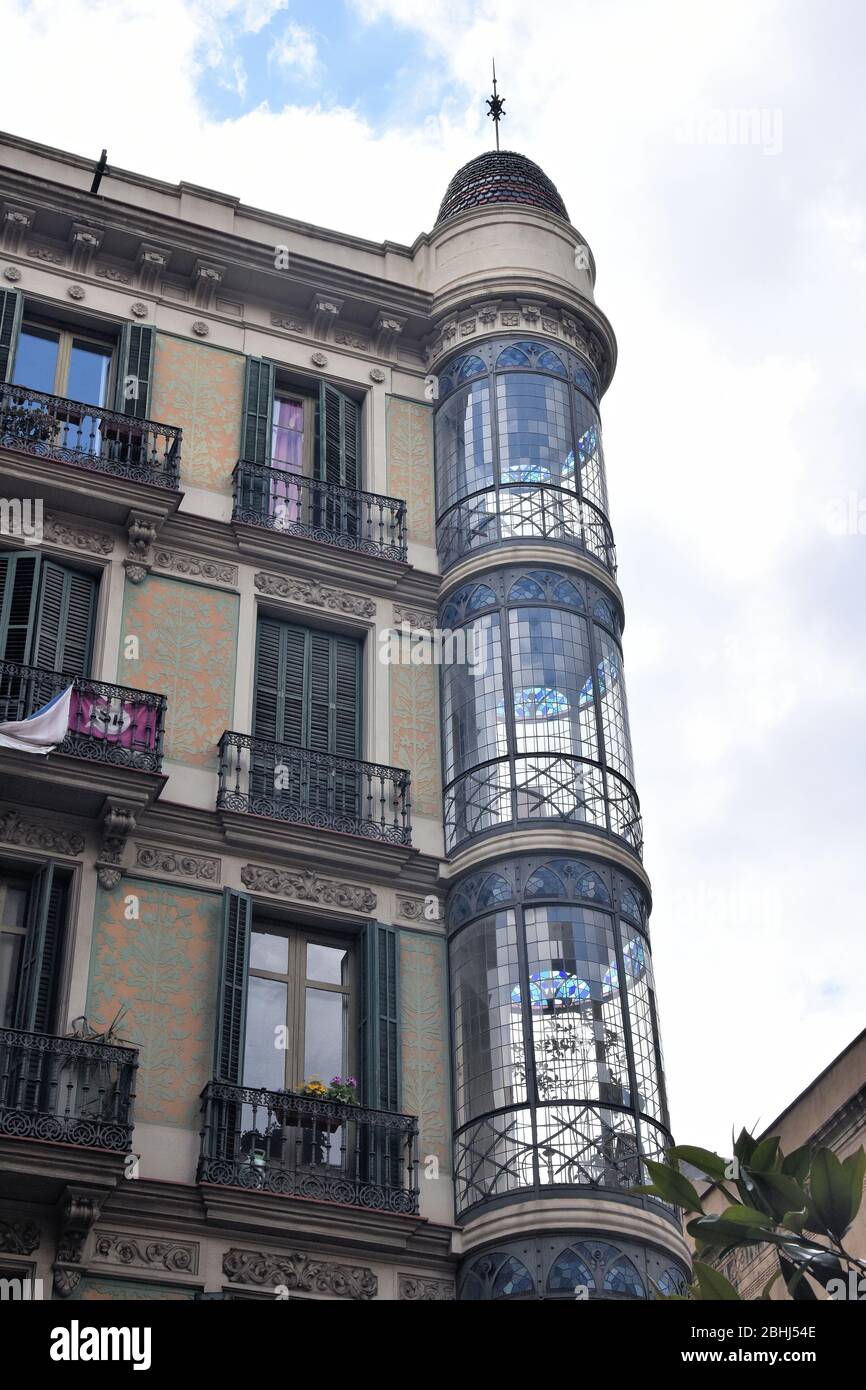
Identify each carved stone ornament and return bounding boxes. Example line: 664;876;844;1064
3;265;22;282
67;284;86;301
191;320;210;337
125;517;158;584
398;1274;456;1301
153;549;237;585
96;804;137;888
123;563;148;586
53;1191;105;1299
369;367;386;383
396;895;425;922
310;351;328;368
223;1248;377;1301
135;845;220;883
130;301;149;318
240;865;377;915
93;1233;198;1274
393;605;436;631
0;810;84;857
270;313;305;332
95;265;131;283
28;245;64;265
43;514;114;556
254;571;375;619
0;1219;41;1255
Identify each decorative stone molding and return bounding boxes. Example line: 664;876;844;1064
93;1233;199;1275
135;244;171;294
369;367;386;383
398;1274;456;1301
95;264;131;284
240;865;377;915
459;317;476;336
2;265;22;282
28;244;64;265
223;1248;377;1301
43;515;114;556
123;563;148;586
152;548;238;586
270;313;305;332
393;605;436;631
96;868;122;891
0;810;84;857
426;298;609;380
396;895;425;922
96;803;137;888
130;301;149;319
191;259;225;310
311;293;343;341
67;284;86;301
2;204;34;254
125;516;159;584
254;571;375;619
135;845;221;883
334;331;369;351
374;311;406;355
191;319;210;338
68;223;103;275
54;1190;105;1299
0;1219;40;1255
310;350;327;368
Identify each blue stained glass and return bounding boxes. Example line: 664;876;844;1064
576;870;610;904
457;354;486;382
657;1268;688;1297
524;866;565;899
620;887;642;923
450;891;473;926
552;578;583;607
492;1256;534;1298
466;583;497;611
476;873;512;909
578;425;599;462
504;686;570;720
536;348;567;375
495;344;533;369
562;449;575;481
501;461;551;484
507;576;545;601
593;598;616;630
603;1257;645;1298
440;602;460;626
575;366;597;397
549;1249;595;1293
580;653;620;707
512;969;591;1009
603;937;646;993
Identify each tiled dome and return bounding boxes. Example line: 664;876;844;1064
435;150;569;226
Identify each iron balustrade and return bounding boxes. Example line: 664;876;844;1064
233;461;407;561
0;382;181;490
217;731;412;845
436;484;617;575
198;1082;420;1215
0;661;166;772
0;1027;137;1152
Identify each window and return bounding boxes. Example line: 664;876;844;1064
0;862;68;1033
0;551;97;674
240;358;362;484
12;320;114;405
244;922;353;1093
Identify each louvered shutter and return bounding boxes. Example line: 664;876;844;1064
359;922;400;1111
214;889;252;1083
240;357;275;467
0;288;22;383
0;550;40;664
32;562;96;675
307;632;332;753
252;619;283;742
318;382;360;487
333;638;360;758
14;863;65;1033
115;324;155;419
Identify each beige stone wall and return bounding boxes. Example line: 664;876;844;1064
151;336;245;495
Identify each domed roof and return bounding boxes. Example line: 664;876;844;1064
435;150;569;227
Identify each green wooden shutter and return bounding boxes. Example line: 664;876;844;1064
0;288;22;383
115;324;155;419
240;357;275;467
318;382;361;487
215;889;252;1083
13;863;65;1033
333;638;360;758
0;550;40;664
254;621;358;756
359;922;400;1111
32;562;96;675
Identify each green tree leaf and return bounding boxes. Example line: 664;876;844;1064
643;1159;704;1212
693;1261;741;1300
779;1253;818;1301
734;1127;757;1164
750;1136;780;1172
781;1144;811;1184
667;1145;729;1181
841;1147;866;1225
810;1147;854;1239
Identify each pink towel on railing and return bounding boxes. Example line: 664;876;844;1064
68;692;158;750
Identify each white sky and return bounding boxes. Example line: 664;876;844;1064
2;0;864;1154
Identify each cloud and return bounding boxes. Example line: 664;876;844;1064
268;21;319;78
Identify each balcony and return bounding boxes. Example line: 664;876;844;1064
0;662;165;772
217;732;412;846
437;485;617;575
198;1082;420;1215
233;461;407;564
0;1027;137;1153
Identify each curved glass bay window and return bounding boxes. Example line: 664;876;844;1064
458;1236;688;1302
448;855;672;1219
441;566;641;854
434;337;614;574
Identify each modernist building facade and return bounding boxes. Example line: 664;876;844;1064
0;132;689;1301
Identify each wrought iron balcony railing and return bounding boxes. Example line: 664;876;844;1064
0;661;166;772
217;731;412;845
198;1082;420;1215
233;461;407;561
0;1027;137;1152
0;382;181;490
437;484;617;574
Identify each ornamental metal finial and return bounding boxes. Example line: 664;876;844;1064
487;59;505;151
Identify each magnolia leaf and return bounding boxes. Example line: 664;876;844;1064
643;1159;703;1212
667;1146;729;1182
750;1136;780;1172
810;1148;854;1240
841;1147;866;1225
693;1261;741;1301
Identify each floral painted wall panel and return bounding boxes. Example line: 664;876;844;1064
86;881;220;1129
118;577;238;770
390;663;441;819
151;335;245;494
400;931;450;1175
386;398;435;546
